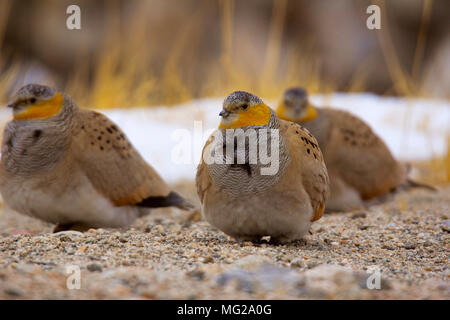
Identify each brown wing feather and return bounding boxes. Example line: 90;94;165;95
195;134;214;204
325;109;406;199
71;110;170;206
280;120;329;221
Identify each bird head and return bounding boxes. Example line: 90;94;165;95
8;84;65;121
276;87;317;122
218;91;272;129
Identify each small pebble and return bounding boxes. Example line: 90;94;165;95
290;258;306;268
351;212;367;219
86;263;103;272
403;242;417;250
153;225;165;235
201;256;214;264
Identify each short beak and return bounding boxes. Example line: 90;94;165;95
219;109;230;117
7;103;14;109
295;105;302;113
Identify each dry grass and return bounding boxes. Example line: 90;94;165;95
0;0;441;105
411;157;450;186
0;0;338;108
372;0;435;98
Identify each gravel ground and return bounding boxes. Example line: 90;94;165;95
0;183;448;300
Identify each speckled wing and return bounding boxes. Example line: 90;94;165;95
195;134;215;204
280;120;330;221
325;109;406;199
71;110;170;206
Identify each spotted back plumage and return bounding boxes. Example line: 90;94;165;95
279;120;329;221
71;109;171;206
1;84;182;209
301;108;406;200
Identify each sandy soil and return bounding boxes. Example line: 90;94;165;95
0;183;448;299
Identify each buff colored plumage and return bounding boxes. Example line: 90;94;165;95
0;84;191;231
196;91;329;242
277;87;431;212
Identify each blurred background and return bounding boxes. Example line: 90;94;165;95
0;0;449;108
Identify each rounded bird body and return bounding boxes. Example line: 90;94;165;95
277;87;408;212
196;91;329;242
0;84;191;231
0;160;144;228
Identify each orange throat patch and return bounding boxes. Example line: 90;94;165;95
276;103;317;123
219;103;272;129
14;93;64;121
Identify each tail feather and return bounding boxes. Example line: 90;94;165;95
405;178;437;192
136;191;194;210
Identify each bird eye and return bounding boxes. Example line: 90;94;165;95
30;98;36;104
242;104;248;110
